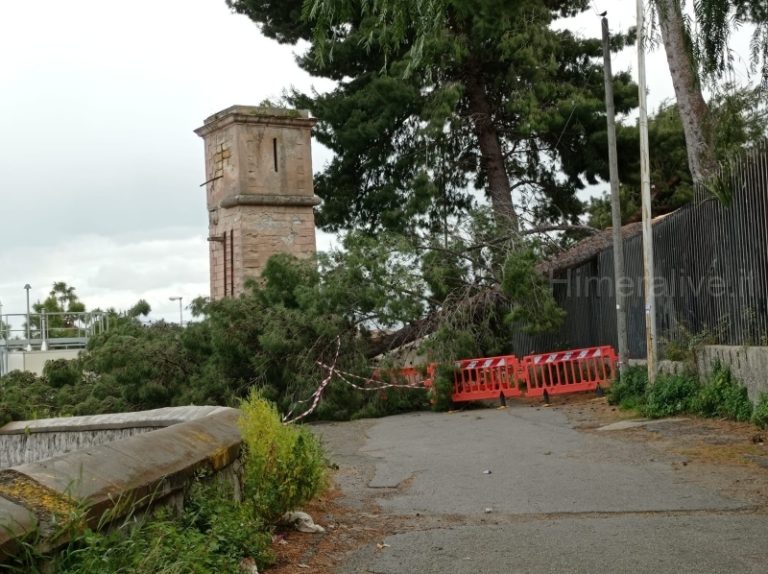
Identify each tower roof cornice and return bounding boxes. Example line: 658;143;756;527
194;105;316;137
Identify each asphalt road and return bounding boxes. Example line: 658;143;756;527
314;404;768;574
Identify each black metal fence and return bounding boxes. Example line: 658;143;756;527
512;143;768;358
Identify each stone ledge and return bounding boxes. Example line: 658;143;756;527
0;405;236;435
219;194;321;209
0;496;37;559
194;105;316;137
0;408;243;562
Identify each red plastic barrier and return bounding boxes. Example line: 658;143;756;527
452;355;523;402
398;365;436;387
375;364;436;388
522;346;617;397
384;346;616;404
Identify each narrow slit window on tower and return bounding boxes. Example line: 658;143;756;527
273;138;278;172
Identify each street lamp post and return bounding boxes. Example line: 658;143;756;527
24;284;31;351
169;296;183;327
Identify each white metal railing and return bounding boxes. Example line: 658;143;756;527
0;311;109;353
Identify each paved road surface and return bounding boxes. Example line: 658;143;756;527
314;404;768;573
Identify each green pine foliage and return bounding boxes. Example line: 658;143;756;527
502;248;566;335
230;0;639;234
1;219;570;426
430;364;458;412
0;369;129;427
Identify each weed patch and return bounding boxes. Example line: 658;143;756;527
752;393;768;429
694;363;753;422
643;373;700;418
7;479;274;574
608;364;758;424
607;366;648;411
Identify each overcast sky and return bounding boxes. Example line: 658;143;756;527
0;0;757;324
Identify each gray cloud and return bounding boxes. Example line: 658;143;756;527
0;0;757;324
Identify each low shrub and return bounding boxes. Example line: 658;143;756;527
609;363;759;425
238;391;328;522
752;393;768;429
694;363;753;422
643;373;700;418
607;366;648;410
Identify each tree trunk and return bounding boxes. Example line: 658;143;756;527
464;69;519;230
656;0;718;185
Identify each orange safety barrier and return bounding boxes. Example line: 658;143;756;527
453;355;523;402
374;364;436;388
522;346;617;397
398;365;436;387
382;346;616;403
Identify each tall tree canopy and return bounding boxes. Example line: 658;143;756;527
693;0;768;82
228;0;637;233
587;83;767;227
31;281;87;335
652;0;767;186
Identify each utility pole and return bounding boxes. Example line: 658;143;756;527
636;0;658;383
601;15;629;378
169;296;184;327
24;284;32;351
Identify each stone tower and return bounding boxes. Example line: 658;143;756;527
195;106;319;299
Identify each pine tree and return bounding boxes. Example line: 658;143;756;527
228;0;637;233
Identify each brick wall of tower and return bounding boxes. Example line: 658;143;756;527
196;106;319;300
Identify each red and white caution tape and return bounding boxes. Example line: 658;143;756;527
283;349;429;424
317;364;431;390
282;338;341;425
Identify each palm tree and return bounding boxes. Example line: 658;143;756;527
32;282;87;336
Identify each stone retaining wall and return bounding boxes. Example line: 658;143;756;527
0;406;243;561
630;345;768;403
0;406;234;468
696;345;768;402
